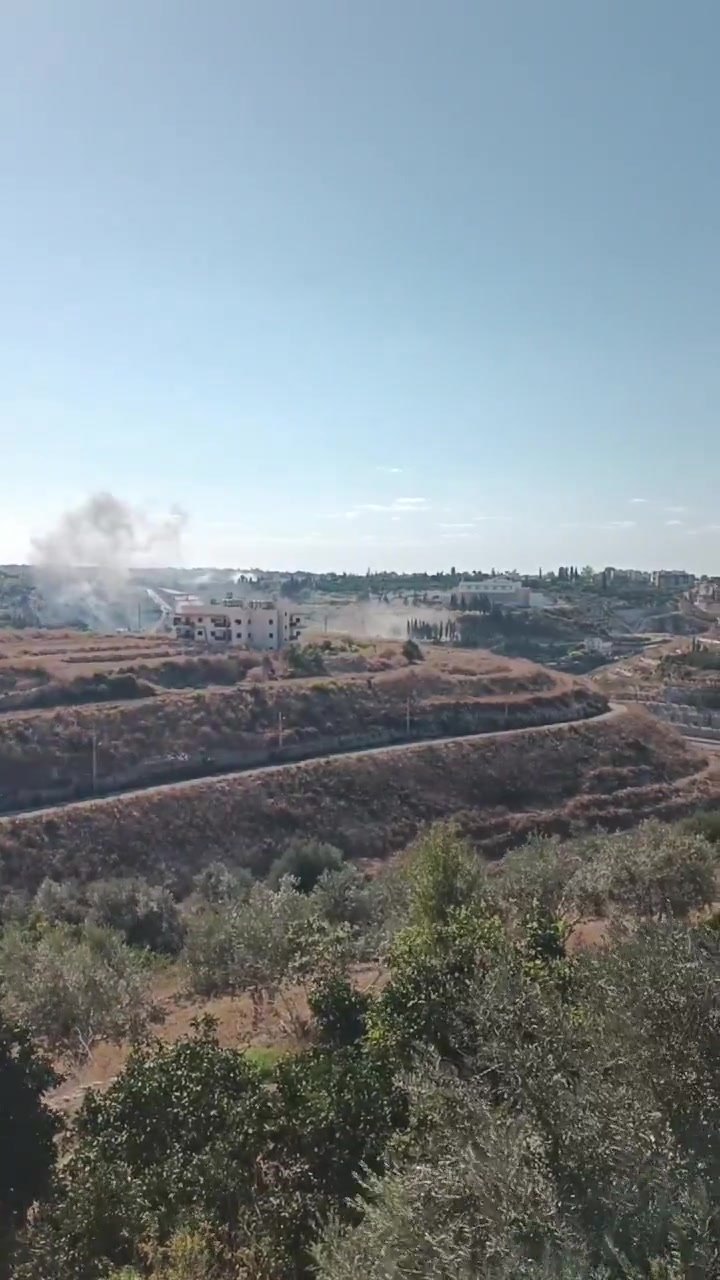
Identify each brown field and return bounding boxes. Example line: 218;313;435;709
0;636;605;811
49;962;386;1114
0;707;714;896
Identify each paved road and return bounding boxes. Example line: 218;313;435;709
0;703;630;824
684;736;720;753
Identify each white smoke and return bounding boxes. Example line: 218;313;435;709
30;492;187;630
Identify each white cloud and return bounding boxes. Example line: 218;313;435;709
665;505;687;514
375;465;402;474
665;519;684;527
605;520;636;528
438;522;475;530
356;498;429;515
472;514;513;522
630;497;648;504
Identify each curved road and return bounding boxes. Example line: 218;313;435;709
0;704;635;824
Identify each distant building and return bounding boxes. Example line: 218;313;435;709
456;577;531;608
585;636;613;657
695;578;720;605
172;597;301;650
651;570;696;592
597;567;652;585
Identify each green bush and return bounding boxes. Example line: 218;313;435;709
268;839;346;894
18;1022;406;1280
309;973;370;1048
0;923;156;1059
680;809;720;845
0;1013;60;1245
86;879;185;955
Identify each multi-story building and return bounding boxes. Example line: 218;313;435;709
456;576;531;608
172;597;301;650
600;567;652;585
651;570;696;592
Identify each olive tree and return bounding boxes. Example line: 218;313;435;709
0;923;156;1060
183;878;355;1037
0;1013;61;1254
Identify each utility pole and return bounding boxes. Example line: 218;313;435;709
278;711;285;750
91;729;98;794
406;696;411;736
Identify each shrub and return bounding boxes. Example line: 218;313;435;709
86;879;185;955
33;878;86;926
268;839;346;894
401;639;423;664
18;1023;407;1280
0;923;156;1059
192;862;255;904
565;821;718;922
680;809;720;845
309;973;370;1048
0;1013;60;1244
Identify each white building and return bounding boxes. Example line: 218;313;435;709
651;570;696;592
585;636;613;657
456;577;531;608
172;597;301;650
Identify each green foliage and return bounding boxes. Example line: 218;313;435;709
0;1012;60;1248
268;839;346;894
31;876;185;956
85;879;185;955
680;809;720;845
368;907;505;1063
13;818;720;1280
405;823;495;928
401;638;423;663
19;1022;406;1280
497;821;719;925
192;861;255;904
33;877;87;926
0;922;155;1059
320;921;720;1279
309;864;405;960
286;644;326;676
565;822;717;922
183;876;313;1002
309;972;370;1047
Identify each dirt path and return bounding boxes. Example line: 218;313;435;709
0;703;628;824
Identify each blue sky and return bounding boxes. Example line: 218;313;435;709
2;0;720;572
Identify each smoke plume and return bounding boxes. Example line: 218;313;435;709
31;492;187;630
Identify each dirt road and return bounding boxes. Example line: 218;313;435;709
0;703;631;824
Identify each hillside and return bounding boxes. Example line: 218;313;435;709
0;638;605;811
0;708;712;895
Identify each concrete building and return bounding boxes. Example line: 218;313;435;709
651;570;696;592
585;636;613;657
600;567;652;585
456;577;531;608
172;597;301;650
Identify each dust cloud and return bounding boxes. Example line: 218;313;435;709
30;493;187;630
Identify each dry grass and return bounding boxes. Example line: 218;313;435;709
0;708;712;895
0;642;603;811
48;962;385;1115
